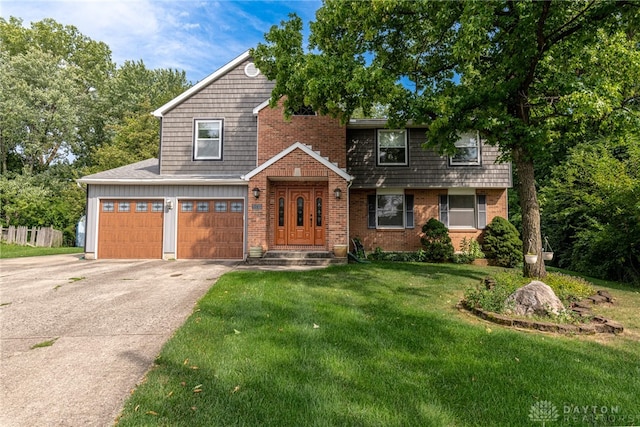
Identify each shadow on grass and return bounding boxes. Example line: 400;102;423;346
117;263;640;427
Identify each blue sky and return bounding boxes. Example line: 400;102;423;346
1;0;321;83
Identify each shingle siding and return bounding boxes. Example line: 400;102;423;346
159;59;275;175
347;128;512;188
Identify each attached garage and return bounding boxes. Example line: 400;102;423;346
98;199;164;259
177;199;244;259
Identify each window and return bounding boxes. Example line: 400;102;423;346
231;201;243;213
367;192;414;229
291;105;316;116
439;193;486;229
136;202;148;212
181;201;193;212
118;202;130;212
194;119;222;160
378;130;408;165
450;132;481;166
197;201;209;212
103;201;114;212
151;201;164;212
215;201;227;212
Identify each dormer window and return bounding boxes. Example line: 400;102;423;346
194;119;223;160
449;132;481;166
377;129;408;166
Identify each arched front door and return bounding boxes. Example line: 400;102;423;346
275;187;325;246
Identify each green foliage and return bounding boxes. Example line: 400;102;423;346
482;217;523;268
464;271;596;314
541;135;640;285
367;248;424;262
453;237;485;264
420;218;454;262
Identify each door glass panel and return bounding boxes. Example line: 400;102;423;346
279;198;285;227
316;197;322;226
297;197;304;226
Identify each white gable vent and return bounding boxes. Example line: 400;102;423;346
244;62;260;77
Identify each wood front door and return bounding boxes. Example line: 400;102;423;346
275;187;325;246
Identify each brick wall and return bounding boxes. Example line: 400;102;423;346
257;100;347;168
246;147;349;252
349;188;508;252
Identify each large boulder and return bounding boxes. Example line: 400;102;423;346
505;281;565;317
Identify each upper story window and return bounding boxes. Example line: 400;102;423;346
377;129;408;166
449;132;481;166
194;119;223;160
291;105;316;116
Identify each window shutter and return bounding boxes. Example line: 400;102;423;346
477;194;487;229
405;194;414;228
439;195;449;227
367;195;376;228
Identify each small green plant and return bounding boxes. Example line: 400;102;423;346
482;217;523;267
453;237;485;264
31;337;59;349
420;218;454;262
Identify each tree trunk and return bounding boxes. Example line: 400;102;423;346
513;146;546;278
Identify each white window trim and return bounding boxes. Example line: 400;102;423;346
442;189;478;229
194;119;223;160
377;129;408;166
449;131;481;166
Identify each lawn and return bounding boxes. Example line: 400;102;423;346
0;243;84;258
116;262;640;427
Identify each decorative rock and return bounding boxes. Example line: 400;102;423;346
505;281;565;317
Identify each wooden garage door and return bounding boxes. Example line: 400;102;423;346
177;199;244;259
98;200;164;259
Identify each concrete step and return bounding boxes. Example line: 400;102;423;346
246;251;347;266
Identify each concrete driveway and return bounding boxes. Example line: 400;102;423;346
0;254;237;426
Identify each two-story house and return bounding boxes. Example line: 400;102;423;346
78;51;511;260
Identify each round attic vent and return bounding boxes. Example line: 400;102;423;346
244;62;260;77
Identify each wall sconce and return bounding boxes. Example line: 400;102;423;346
166;199;173;210
334;187;342;199
252;187;261;199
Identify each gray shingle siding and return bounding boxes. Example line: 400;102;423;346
159;59;275;175
347;128;511;189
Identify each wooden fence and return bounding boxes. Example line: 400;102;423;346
0;226;63;248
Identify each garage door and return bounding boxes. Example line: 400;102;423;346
98;200;164;259
177;199;244;259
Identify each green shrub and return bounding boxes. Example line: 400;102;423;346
482;217;522;268
420;218;454;262
453;237;485;264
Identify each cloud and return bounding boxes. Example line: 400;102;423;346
1;0;321;82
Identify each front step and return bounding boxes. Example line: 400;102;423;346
245;251;347;267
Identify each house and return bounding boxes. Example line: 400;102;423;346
78;51;511;261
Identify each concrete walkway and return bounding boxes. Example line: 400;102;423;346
0;255;237;426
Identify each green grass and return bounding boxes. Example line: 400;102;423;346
116;263;640;427
0;243;83;258
30;337;58;349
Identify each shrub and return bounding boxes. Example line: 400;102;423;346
420;218;454;262
482;217;522;268
453;237;485;264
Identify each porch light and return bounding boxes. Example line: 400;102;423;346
166;199;173;210
252;187;261;199
334;187;342;199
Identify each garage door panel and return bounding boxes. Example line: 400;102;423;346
98;200;163;259
178;199;244;259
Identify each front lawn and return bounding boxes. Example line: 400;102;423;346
0;242;83;258
117;263;640;427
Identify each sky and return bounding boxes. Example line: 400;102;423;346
0;0;321;83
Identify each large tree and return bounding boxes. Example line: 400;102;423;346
252;0;640;277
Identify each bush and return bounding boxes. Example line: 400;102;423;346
453;237;485;264
420;218;454;262
482;217;522;268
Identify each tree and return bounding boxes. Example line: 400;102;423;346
541;134;640;284
253;1;640;278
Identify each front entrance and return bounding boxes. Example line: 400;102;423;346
275;186;325;246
